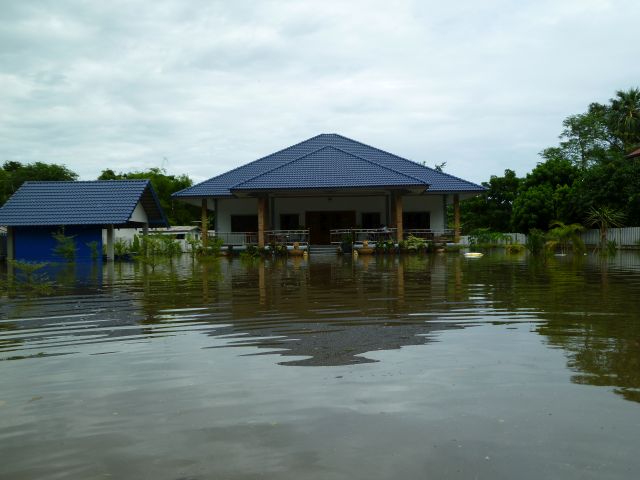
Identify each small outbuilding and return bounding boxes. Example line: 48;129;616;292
0;180;168;262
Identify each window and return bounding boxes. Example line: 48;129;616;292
280;213;299;230
403;211;430;230
361;212;381;229
231;215;258;232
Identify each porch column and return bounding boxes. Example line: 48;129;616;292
394;192;403;243
258;196;267;248
142;222;149;255
106;225;115;261
453;194;460;243
201;199;208;250
6;226;14;261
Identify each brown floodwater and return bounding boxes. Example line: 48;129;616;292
1;252;640;479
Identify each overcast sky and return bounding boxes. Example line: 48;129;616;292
1;0;638;184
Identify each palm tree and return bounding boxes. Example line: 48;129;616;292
610;88;640;150
585;206;625;251
546;221;585;255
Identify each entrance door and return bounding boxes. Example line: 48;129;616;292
305;211;356;244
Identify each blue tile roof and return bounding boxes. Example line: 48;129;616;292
0;180;168;227
174;133;485;197
233;146;426;191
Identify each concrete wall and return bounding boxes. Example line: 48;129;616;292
215;194;448;231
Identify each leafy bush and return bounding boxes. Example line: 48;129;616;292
86;241;100;260
526;229;546;255
52;229;76;261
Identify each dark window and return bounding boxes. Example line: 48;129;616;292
280;213;299;230
231;215;258;232
361;212;381;229
403;211;430;229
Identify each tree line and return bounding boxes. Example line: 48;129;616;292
460;88;640;233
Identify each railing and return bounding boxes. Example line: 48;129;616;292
266;230;310;246
330;228;397;244
404;229;455;242
212;231;257;246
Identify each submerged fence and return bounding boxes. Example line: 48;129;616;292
580;227;640;248
458;227;640;249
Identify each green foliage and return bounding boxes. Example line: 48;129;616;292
86;241;100;260
158;235;182;258
403;234;429;253
525;229;546;255
545;221;585;255
271;243;288;257
2;260;53;295
240;245;261;259
98;167;199;225
585;206;625;250
505;244;525;254
468;228;511;247
114;238;132;258
511;154;580;232
459;169;521;233
1;161;78;206
375;239;396;253
52;229;77;261
131;235;142;255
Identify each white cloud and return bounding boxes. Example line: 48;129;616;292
0;0;638;183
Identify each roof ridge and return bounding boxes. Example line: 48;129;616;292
23;179;150;184
331;133;484;189
231;145;429;190
231;145;335;189
325;145;429;186
173;134;326;197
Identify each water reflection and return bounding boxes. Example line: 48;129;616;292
1;252;640;402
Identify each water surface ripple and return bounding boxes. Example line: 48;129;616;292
1;253;640;479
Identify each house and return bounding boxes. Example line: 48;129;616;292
173;134;485;248
0;180;167;262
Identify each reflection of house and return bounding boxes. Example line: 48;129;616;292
0;180;167;262
173;134;485;247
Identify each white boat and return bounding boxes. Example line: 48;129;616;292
463;252;484;258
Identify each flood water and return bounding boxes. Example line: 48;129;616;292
1;252;640;479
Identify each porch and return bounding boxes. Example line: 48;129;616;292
209;227;455;249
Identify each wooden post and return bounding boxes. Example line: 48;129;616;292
6;226;14;261
106;225;115;261
394;193;403;243
453;194;460;243
258;197;267;248
201;199;208;250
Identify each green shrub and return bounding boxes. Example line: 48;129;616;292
505;244;525;254
86;240;100;260
52;229;76;261
526;229;546;255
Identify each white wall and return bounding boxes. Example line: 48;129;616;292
215;193;449;231
216;198;258;232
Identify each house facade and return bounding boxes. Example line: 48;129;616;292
173;134;485;247
0;180;167;262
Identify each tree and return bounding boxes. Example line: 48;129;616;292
97;167;199;225
511;154;579;232
585;206;625;250
609;88;640;151
458;169;521;233
1;161;78;205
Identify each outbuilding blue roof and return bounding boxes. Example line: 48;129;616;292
173;133;485;198
0;180;168;227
